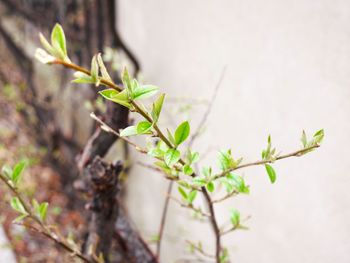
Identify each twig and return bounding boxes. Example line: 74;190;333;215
220;216;251;236
212;144;320;181
185;240;215;259
0;173;94;263
202;189;221;263
156;181;173;259
212;190;239;204
188;66;226;148
168;195;210;218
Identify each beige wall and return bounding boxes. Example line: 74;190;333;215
119;1;350;262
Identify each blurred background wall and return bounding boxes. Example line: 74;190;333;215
119;0;350;262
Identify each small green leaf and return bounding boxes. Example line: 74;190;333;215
151;94;165;123
230;209;240;226
13;214;28;223
265;164;276;183
51;23;67;56
39;33;56;55
90;55;99;82
301;130;307;148
38;202;49;221
97;53;112;81
72;72;95;84
34;48;56;64
191;152;199;164
122;67;132;95
10;197;26;214
2;165;13;179
183;164;193;175
148;148;164;158
174;121;190;146
136;121;153;134
187;190;197;204
133;85;159;100
313;129;324;144
164;149;180;167
167;129;176;145
178;186;188;200
192;177;207;187
120;126;138;137
12;160;26;186
206;181;215;192
99;89;131;108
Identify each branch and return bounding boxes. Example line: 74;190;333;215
202;189;221;263
156;181;173;259
212;144;320;181
0;173;94;263
168;195;211;218
185;240;215;259
188;66;226;148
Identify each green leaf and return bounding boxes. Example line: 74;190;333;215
206;181;215;192
13;214;28;223
164;149;180;167
90;55;99;82
39;33;56;55
97;53;112;81
183;164;193;176
51;23;67;56
301;130;307;148
313;129;324;144
2;165;13;179
148;148;164;158
187;190;197;204
191;152;199;163
120;126;138;137
133;85;159;100
167;129;176;145
122;67;132;95
10;197;26;214
218;150;234;170
174;121;190;146
178;186;188;200
192;177;207;187
38;202;49;221
72;72;95;84
136;121;153;134
230;209;240;226
265;164;276;183
151;94;165;123
34;48;56;64
99;89;131;108
12;160;26;186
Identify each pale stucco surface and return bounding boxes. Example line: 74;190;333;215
119;1;350;262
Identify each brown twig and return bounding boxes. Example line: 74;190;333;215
188;66;226;148
212;144;320;181
156;181;173;259
202;189;221;263
168;195;211;218
185;240;215;259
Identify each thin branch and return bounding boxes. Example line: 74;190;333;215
220;216;251;236
156;181;173;259
168;195;211;218
202;189;221;263
212;144;320;181
211;190;239;204
0;173;94;263
188;66;226;148
185;240;215;259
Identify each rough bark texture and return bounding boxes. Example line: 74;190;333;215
84;157;122;263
